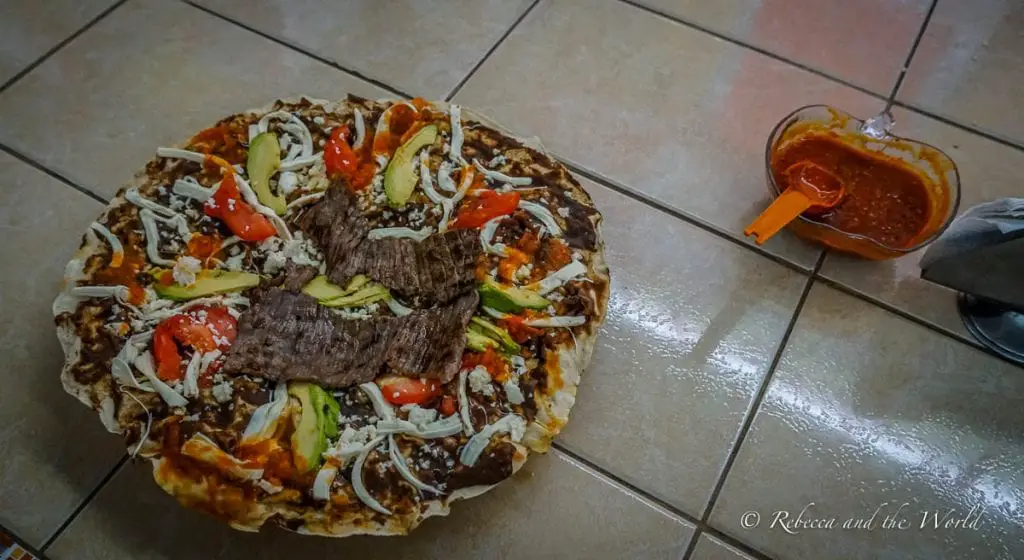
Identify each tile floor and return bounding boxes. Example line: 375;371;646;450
0;0;1021;559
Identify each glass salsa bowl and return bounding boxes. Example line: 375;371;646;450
764;105;961;260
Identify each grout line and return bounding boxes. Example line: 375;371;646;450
892;100;1024;155
445;0;541;101
812;273;1024;370
39;454;128;552
181;0;412;100
698;273;817;522
0;0;128;96
560;161;819;276
680;527;704;560
614;0;889;102
884;0;940;106
553;444;776;560
0;143;109;204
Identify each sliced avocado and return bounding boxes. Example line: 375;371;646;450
384;124;438;208
288;382;326;474
466;330;499;352
343;274;370;293
478;278;550;313
318;387;341;440
320;284;390;308
469;316;520;353
248;132;286;215
302;275;348;301
154;270;260;301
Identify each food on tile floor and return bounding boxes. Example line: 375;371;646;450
53;95;609;536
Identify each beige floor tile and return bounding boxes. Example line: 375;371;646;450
0;0;388;200
0;152;125;547
193;0;535;100
899;0;1024;145
453;0;884;269
691;534;756;560
558;180;807;517
635;0;931;95
819;106;1024;338
47;450;695;559
710;284;1024;560
0;0;117;85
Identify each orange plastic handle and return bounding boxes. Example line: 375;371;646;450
743;190;813;245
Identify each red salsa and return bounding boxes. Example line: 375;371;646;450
772;132;932;249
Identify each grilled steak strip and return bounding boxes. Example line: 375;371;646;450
222;288;479;387
297;185;482;306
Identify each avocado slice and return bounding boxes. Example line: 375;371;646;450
302;275;348;301
343;274;370;293
466;330;499;352
248;132;286;215
288;382;341;473
320;284;390;308
153;270;260;301
469;316;520;353
478;278;550;313
384;124;438;208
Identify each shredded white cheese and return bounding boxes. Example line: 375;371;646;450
518;200;562;236
367;226;434;241
90;222;125;267
473;159;532;186
352;108;366;150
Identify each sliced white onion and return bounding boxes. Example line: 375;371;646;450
125;188;176;218
200;350;222;375
257;111;291;134
285;143;303;162
526;316;586;328
531;260;587;295
257;479;283;495
479;217;508;256
240;382;288;445
311;462;339;501
518;200;562;236
70;285;128;299
458;369;474;435
181;433;263;481
90;222;125;267
459;414;526;467
376;415;463;439
182;351;203;398
279;152;322;172
418;155;443;205
133;351;189;408
437;160;457;193
352;436;390;515
449;105;465;164
231;174;292;240
473;159;532;186
248;124;260;143
359;382;395;421
503;380;525;405
281;122;313;157
385;297;413;317
156;147;207;165
367;226;433;242
172;177;213;202
482;306;509;320
122;390;153;458
352;108;366;150
389;435;442;494
138;209;176;266
286;191;326;210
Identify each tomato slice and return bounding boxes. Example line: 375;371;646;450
377;376;441;406
324;126;359;179
451;191;520;230
153;320;184;381
204;173;276;242
152;306;238;381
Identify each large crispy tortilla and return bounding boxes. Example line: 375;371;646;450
54;95;609;536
